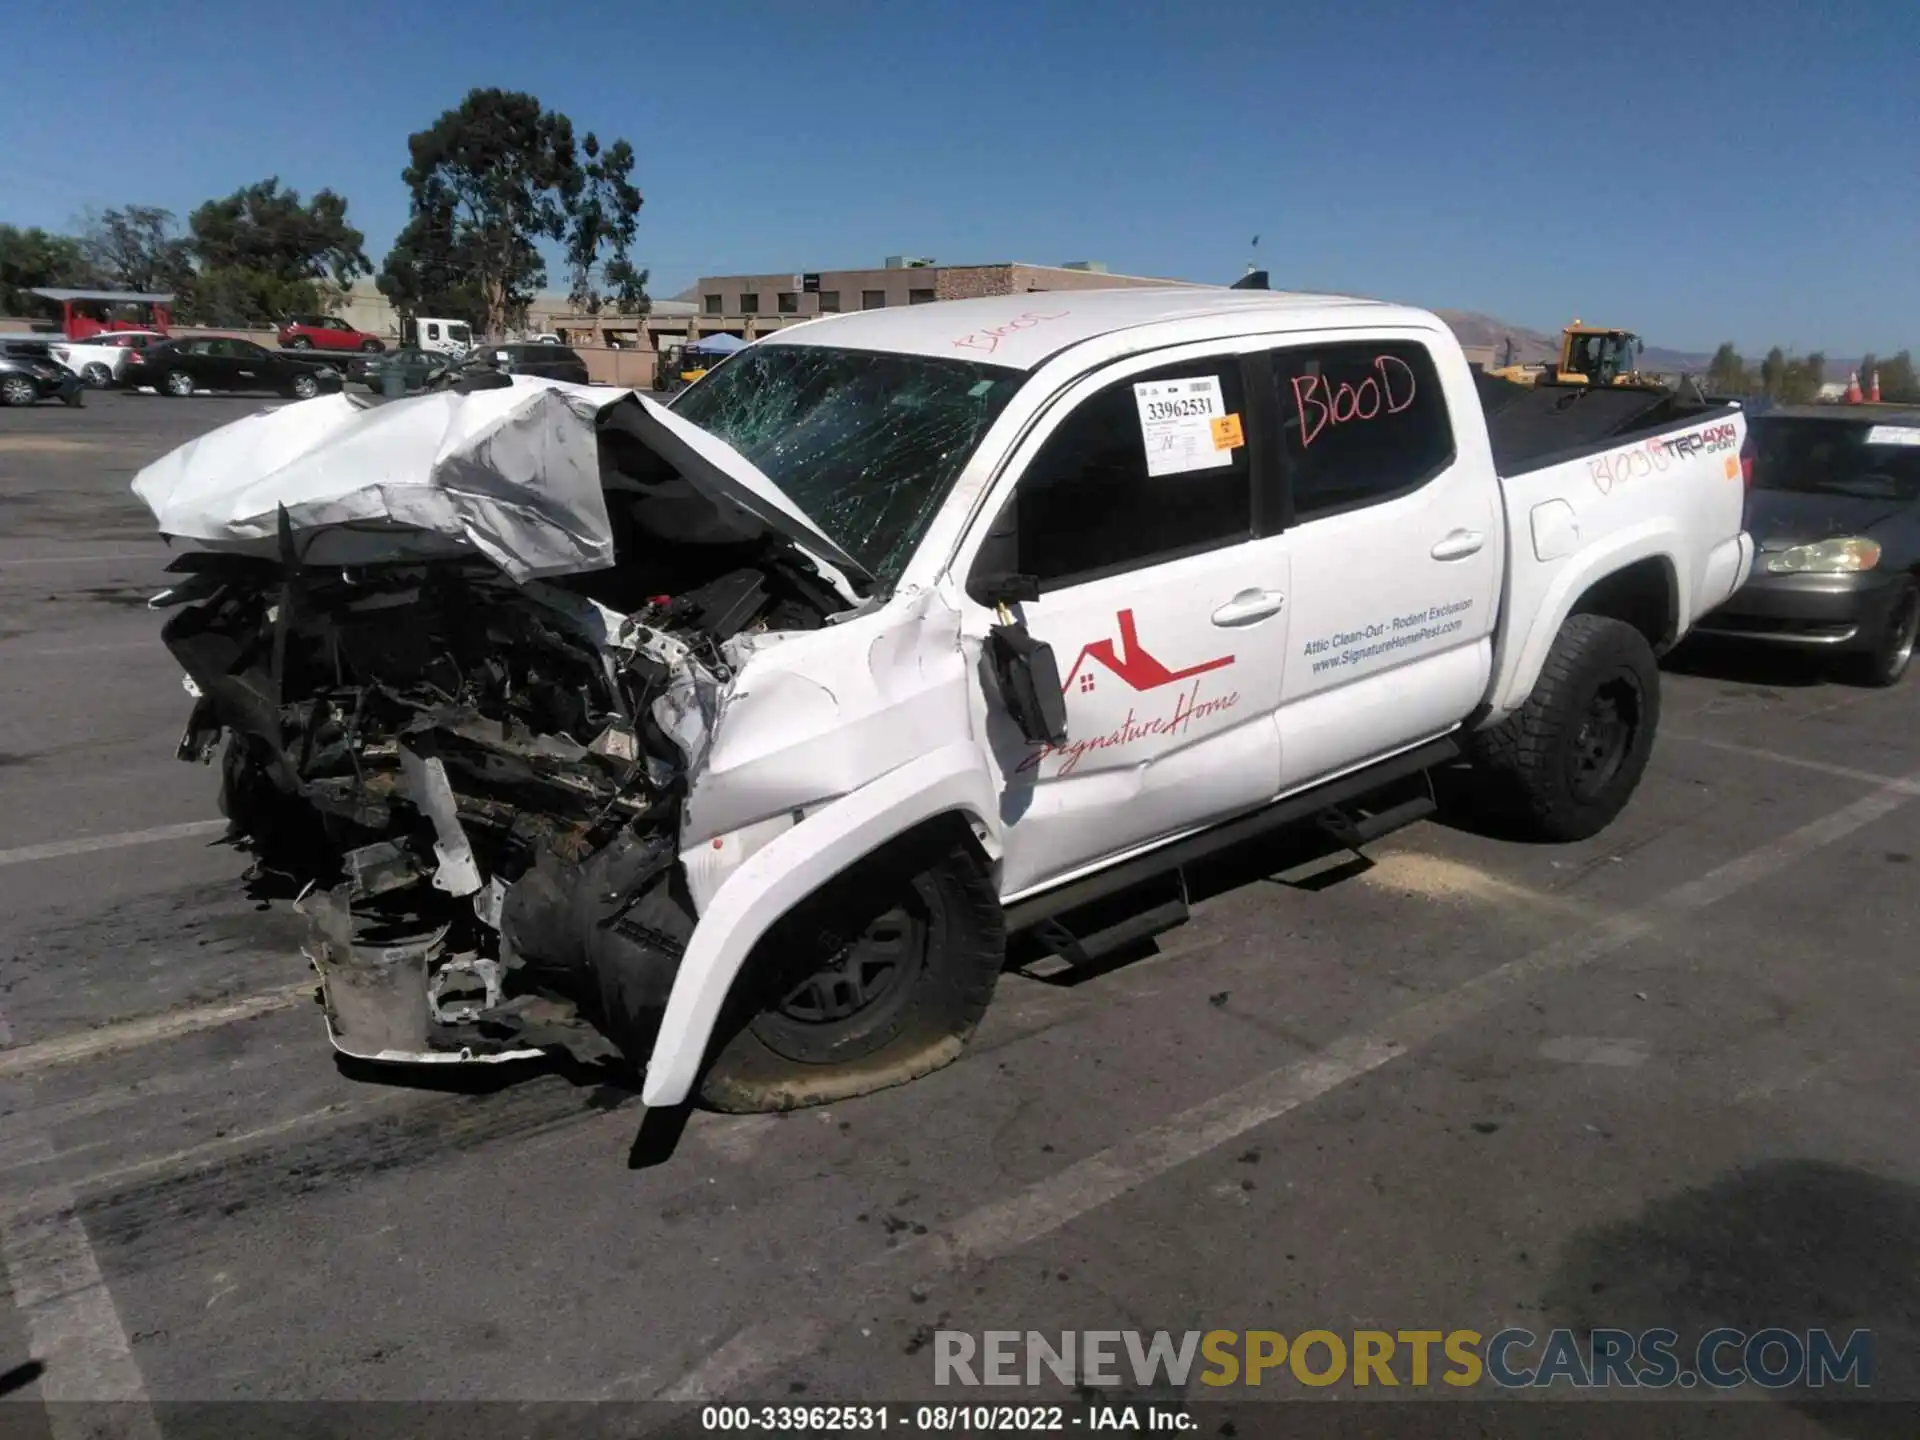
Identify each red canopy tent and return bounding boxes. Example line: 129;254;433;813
27;288;175;340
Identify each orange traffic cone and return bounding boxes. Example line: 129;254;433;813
1845;371;1862;403
1868;371;1882;403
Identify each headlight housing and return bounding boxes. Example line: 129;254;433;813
1763;536;1882;575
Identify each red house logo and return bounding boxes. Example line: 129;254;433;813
1060;609;1234;695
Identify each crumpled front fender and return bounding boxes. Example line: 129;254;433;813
640;742;998;1107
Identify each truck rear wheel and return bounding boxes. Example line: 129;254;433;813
697;832;1005;1113
1468;614;1660;842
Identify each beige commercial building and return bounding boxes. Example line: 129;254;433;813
543;258;1202;386
691;258;1197;340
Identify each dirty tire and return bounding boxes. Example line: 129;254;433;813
1836;581;1919;689
1467;614;1660;842
697;832;1005;1113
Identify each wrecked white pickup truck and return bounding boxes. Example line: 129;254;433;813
134;289;1752;1112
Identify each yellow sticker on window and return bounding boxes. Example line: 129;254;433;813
1211;413;1245;451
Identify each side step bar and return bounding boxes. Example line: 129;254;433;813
1004;736;1460;936
1316;787;1437;852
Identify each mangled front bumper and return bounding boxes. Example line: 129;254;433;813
169;572;722;1070
298;893;531;1065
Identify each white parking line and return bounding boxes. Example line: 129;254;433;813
653;764;1920;1403
10;640;156;659
0;553;165;570
1666;731;1920;792
0;982;313;1080
0;819;226;870
2;1098;402;1212
0;1136;161;1439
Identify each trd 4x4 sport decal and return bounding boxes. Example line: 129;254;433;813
1019;611;1240;777
1060;609;1233;695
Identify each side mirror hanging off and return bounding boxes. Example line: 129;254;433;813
979;574;1068;748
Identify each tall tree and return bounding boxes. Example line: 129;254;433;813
0;225;98;313
1759;347;1788;399
564;133;648;316
1705;342;1746;394
1879;351;1918;404
376;195;488;330
78;206;193;294
379;89;647;336
1780;351;1825;404
188;178;370;288
184;268;327;328
379;89;584;337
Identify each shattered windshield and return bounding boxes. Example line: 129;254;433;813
671;343;1022;584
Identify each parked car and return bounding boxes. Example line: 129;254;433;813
1694;405;1920;685
491;343;588;383
278;315;387;353
132;288;1751;1114
0;340;83;407
128;338;343;399
50;329;168;388
353;345;449;393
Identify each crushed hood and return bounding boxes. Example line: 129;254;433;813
130;377;872;585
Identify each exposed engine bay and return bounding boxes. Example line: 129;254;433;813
149;392;858;1067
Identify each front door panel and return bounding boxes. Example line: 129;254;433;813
954;343;1291;899
993;542;1289;896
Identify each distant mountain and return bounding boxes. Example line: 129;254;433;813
1434;308;1863;380
1434;309;1720;374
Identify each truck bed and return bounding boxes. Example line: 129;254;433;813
1478;372;1737;475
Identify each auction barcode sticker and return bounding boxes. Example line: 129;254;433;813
1134;376;1233;477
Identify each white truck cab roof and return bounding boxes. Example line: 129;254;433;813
760;287;1428;370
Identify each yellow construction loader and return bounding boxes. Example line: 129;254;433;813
1491;322;1652;388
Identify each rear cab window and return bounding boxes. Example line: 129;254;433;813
1268;340;1455;522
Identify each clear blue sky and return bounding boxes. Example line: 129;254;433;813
7;0;1914;356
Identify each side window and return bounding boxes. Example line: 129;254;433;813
187;339;217;356
426;323;440;341
997;358;1252;590
1269;340;1454;522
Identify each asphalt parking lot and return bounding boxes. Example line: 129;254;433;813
0;392;1916;1438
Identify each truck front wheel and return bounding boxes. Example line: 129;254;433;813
697;832;1005;1112
1468;614;1660;842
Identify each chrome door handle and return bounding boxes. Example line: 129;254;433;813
1431;529;1485;560
1211;589;1285;626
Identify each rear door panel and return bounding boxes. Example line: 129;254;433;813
1268;333;1501;790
